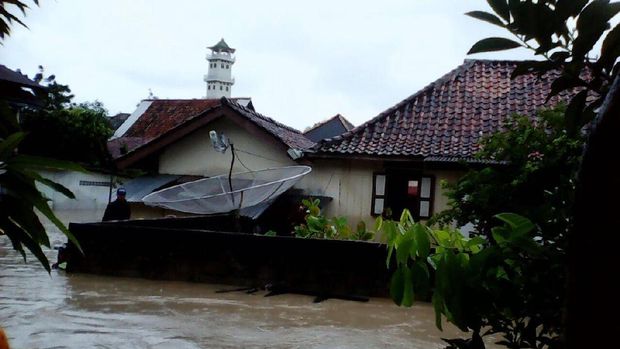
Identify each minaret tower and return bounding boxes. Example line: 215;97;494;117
205;38;235;98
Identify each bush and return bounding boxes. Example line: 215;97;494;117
293;198;374;241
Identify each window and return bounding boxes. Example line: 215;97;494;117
226;86;229;91
371;171;434;219
226;65;230;69
220;85;223;90
371;173;386;215
221;63;224;68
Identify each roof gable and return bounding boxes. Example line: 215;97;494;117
303;114;354;142
112;97;314;168
123;99;223;140
313;60;573;160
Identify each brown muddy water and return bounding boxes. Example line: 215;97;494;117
0;210;497;348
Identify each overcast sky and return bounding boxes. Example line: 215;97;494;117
2;0;536;130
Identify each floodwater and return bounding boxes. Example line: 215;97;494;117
0;210;493;349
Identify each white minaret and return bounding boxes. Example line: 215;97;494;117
205;38;235;98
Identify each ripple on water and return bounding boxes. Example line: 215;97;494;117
0;210;494;348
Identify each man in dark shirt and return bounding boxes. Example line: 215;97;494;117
102;187;131;221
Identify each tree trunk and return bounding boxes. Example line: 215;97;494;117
568;75;620;347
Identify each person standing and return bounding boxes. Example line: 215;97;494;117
102;187;131;221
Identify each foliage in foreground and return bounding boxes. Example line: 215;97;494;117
434;105;583;242
381;210;563;349
0;102;84;273
293;198;374;241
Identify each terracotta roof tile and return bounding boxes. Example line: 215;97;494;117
313;60;575;159
111;98;314;161
124;99;222;140
222;98;315;150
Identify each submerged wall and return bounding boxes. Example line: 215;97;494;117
66;218;393;297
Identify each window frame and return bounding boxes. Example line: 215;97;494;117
371;171;435;219
371;172;387;216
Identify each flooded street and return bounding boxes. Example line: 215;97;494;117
1;210;486;348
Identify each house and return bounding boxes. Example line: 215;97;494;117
0;64;46;107
110;97;315;218
107;112;130;131
303;59;568;226
303;114;354;142
111;59;569;230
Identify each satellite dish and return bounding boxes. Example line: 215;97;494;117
142;166;311;214
209;130;229;154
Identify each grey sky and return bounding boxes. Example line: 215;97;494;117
1;0;536;130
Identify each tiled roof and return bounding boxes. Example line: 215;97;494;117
0;65;45;89
111;98;314;163
107;112;130;131
209;38;235;53
107;136;145;159
123;99;222;140
222;98;315;150
313;60;573;159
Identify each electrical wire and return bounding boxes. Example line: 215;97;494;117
233;148;254;173
234;147;285;164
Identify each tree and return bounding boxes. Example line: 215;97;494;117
465;1;620;348
0;101;83;273
0;0;38;42
387;1;620;348
1;0;83;273
20;71;113;166
434;105;583;242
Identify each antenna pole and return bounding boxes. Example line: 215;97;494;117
228;143;235;192
228;143;242;232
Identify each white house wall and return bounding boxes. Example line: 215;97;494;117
297;159;465;235
37;170;117;215
296;159;382;229
158;118;295;177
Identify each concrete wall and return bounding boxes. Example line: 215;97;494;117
296;159;382;229
159;118;295;177
430;169;463;217
38;170;117;216
296;159;465;235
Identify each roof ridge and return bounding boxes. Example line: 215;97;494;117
463;58;541;64
337;114;354;130
314;60;474;150
142;98;246;102
303;114;344;134
222;97;304;134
